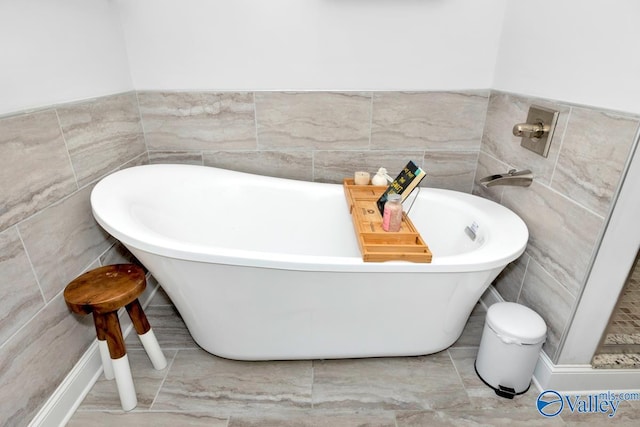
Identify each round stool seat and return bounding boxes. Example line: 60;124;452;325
63;263;166;412
64;264;146;315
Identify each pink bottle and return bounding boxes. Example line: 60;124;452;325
382;194;403;232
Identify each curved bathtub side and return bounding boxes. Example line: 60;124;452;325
90;164;528;360
130;247;499;360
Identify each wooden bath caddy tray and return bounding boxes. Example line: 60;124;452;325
343;179;432;263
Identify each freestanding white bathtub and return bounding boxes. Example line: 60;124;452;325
91;164;528;361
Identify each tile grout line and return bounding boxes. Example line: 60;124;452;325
310;360;315;410
368;92;374;150
148;349;180;410
548;106;572;187
0;233;105;353
15;225;47;305
54;108;81;191
515;254;531;304
252;91;260;152
446;349;469;394
133;90;151;161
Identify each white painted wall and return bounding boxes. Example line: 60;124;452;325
116;0;507;91
3;1;637;115
0;0;132;116
493;0;640;114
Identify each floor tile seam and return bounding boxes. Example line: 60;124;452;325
223;411;400;425
310;359;315;410
76;408;231;414
71;408;224;414
149;349;180;410
72;408;232;425
446;349;471;394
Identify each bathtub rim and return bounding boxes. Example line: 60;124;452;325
91;164;529;274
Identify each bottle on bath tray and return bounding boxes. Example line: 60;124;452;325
372;167;392;186
382;193;403;232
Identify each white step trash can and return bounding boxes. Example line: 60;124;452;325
475;302;547;399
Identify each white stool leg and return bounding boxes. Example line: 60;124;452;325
112;354;137;411
98;339;115;380
126;299;167;371
138;328;167;370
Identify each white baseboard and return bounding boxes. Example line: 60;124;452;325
29;279;159;427
534;350;640;393
28;340;103;427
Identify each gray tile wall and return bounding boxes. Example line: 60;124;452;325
0;92;147;425
476;91;640;361
140;90;489;191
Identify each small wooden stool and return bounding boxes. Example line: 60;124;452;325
64;264;167;411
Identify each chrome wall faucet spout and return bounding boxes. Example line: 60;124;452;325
479;169;533;188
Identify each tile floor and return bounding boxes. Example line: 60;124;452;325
603;254;640;345
593;251;640;368
67;289;640;426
